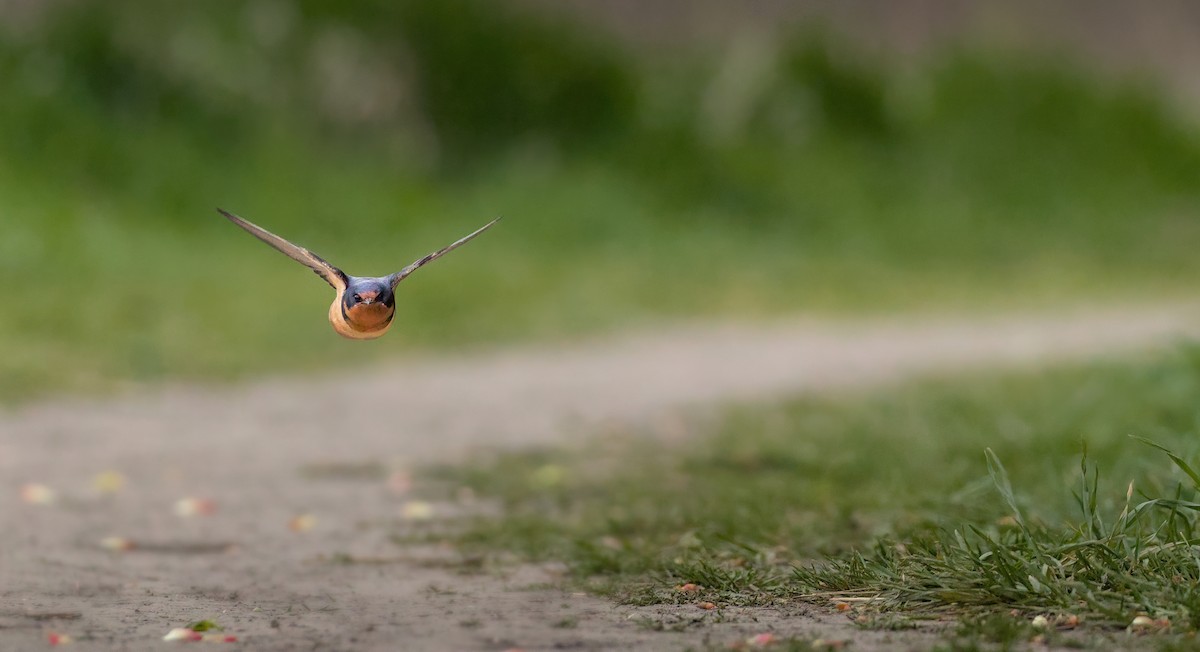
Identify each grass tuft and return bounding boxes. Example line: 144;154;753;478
796;440;1200;627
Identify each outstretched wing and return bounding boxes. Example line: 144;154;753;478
388;217;501;289
217;209;348;291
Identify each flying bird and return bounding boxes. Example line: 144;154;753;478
218;209;499;340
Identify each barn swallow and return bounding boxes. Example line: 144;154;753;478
218;209;499;340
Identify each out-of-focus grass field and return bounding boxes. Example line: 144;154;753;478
2;0;1199;402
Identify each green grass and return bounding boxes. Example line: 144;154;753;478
431;347;1200;646
2;2;1200;402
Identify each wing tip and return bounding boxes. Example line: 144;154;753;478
477;215;503;234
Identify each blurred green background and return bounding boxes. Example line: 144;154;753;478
1;0;1198;402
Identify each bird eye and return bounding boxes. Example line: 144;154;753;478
352;294;362;303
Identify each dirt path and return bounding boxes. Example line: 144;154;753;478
3;304;1199;651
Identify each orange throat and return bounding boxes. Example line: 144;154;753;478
328;297;395;340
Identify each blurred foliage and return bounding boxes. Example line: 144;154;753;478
0;0;635;172
0;0;1198;401
385;0;637;160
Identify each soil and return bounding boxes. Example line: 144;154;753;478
3;304;1198;651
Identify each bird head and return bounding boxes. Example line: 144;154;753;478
344;278;394;310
